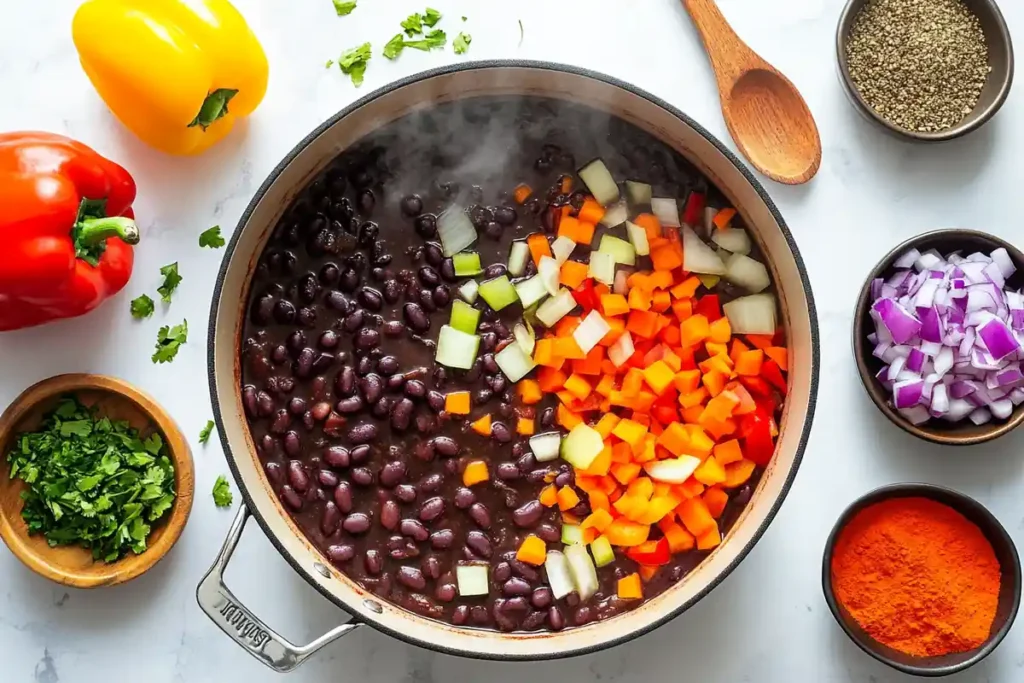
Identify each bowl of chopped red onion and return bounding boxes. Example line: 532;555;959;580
854;229;1024;445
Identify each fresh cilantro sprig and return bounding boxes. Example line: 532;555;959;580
401;13;423;36
384;34;406;60
213;475;233;508
404;29;446;51
338;42;372;87
130;294;154;319
199;420;215;445
199;226;225;249
5;398;176;562
333;0;356;16
454;32;471;55
153;320;188;364
423;7;442;27
157;262;182;303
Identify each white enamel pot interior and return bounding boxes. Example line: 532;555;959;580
206;61;819;664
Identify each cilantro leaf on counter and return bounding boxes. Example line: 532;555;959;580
333;0;357;16
213;475;233;508
384;34;406;60
153;320;188;364
401;13;423;36
325;59;334;69
423;7;442;27
5;397;176;562
462;16;467;21
454;32;471;55
404;29;446;51
130;294;154;319
157;262;182;303
338;42;372;87
199;226;225;249
199;420;215;445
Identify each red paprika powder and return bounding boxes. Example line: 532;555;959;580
831;497;1000;658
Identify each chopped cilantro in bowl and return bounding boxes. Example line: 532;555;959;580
4;396;177;563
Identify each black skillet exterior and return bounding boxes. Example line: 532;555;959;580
206;60;820;660
821;483;1022;677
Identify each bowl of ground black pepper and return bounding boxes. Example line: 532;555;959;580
822;483;1021;677
837;0;1013;141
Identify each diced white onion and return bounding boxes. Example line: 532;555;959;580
564;544;599;601
723;294;777;335
535;289;577;327
625;181;652;206
578;159;619;206
538;256;561;296
600;201;629;228
644;456;702;483
651;198;680;227
458;279;479;304
598;235;636;266
507;241;530;277
456;563;489;596
530;432;562;462
545;551;575;599
551;236;576;265
682;226;726;275
625;221;650;256
724;253;771;293
514;275;548;309
573;310;611;354
513;322;535;356
588;251;615;285
712;228;752;255
438;205;477;257
608;330;635;367
494;341;536;382
560;423;604;469
435;325;480;369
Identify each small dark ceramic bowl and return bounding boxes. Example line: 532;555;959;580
823;483;1021;677
854;229;1024;445
836;0;1014;141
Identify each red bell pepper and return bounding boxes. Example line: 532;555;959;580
740;408;775;466
572;279;599;312
626;537;670;566
694;293;722;322
681;191;705;228
0;132;139;331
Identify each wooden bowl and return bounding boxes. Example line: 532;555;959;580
836;0;1014;142
853;229;1024;445
822;483;1021;677
0;374;194;587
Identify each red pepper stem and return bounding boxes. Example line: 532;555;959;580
75;216;140;246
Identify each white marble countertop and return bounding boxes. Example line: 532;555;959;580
2;0;1024;681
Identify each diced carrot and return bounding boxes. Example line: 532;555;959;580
537;367;567;392
702;370;727;397
712;439;744;465
557;486;581;511
576;221;596;244
655;422;690;457
618;572;643;599
677;497;716;537
573;345;605;376
712;208;737;230
533;339;559;369
513;183;533;204
556;404;583;430
600;294;630;317
650;243;683;271
681;404;704;425
554;336;586;360
559;260;589;288
527;232;552;266
605;519;651;547
564;373;592;401
627;287;652;312
626;477;654;501
600;317;626;346
516;417;535;435
677;477;705;499
723;459;756;488
745;334;774;350
462;460;489;487
588;489;611;512
642;360;675;395
611;441;633;463
554;315;581;337
595;374;616;398
633;213;662;240
470;414;491;435
705;341;729;359
687;428;716;458
518;379;542;405
729;338;750;363
614;493;641;518
581;508;614;533
516;535;547;566
765;346;788;371
634;496;678;524
735;349;764;376
626;310;659;338
679;387;708;409
651;290;672;313
708;316;732;343
595;413;621;438
672;369;701;394
638;565;660;582
622;369;644;396
578;198;606;224
612;419;648;448
703;390;740;422
703;486;729;519
557;215;580;242
696;525;721;550
662;521;696;554
680;314;710;347
583;445;612;477
445;391;471;415
539;484;559;507
610;462;642;485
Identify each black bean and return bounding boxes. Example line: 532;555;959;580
377;355;399;374
403;303;430;332
312;353;334;374
379;461;406;488
395;566;426;591
530;586;553;609
347;422;378;444
424;243;443;266
278;377;297;394
494;206;517;225
401;518;430;542
273;300;296;324
318;469;339;487
404;379;427;399
415;214;437;238
548;606;566;631
358;286;383;311
329;482;352;516
432;436;458;457
357;190;375;214
242;386;258;417
325;291;349;313
364;549;382;575
342;309;365;333
256;391;274;417
421;556;442;581
554;471;575;488
418;288;437;313
426;391;446;413
357;355;375;376
438;259;456;282
401;195;423;217
382;320;405;337
281;485;303;511
512;500;543;528
493;602;517;631
453;487;476;509
469;206;493;228
496;462;520;481
494;562;513;584
327;544;355;565
413;441;436;462
391;398;414;431
359;374;384;404
484;221;502;240
419;496;445;522
250;295;275;325
395;484;417;503
536;523;561;543
479;332;497;353
510;560;539;581
420;473;444;492
320;502;341;535
521;610;547;631
468;503;491;529
286;461;309;492
435;583;457;603
574;607;593;626
432;286;451;309
339;269;360;292
418;266;441;287
491;422;512;443
381;500;400;530
298;306;318;327
505;597;530;613
354;328;380;351
324;446;350;469
351;467;374;486
429;529;454;549
335;396;363;414
343;513;371;534
336;366;356;396
464;531;492;559
451;605;470;625
269;409;291;435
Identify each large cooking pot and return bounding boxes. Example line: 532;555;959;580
199;61;819;672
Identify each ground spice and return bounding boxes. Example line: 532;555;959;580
831;497;1000;658
846;0;991;132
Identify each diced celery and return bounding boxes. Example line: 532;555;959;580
536;289;577;328
435;325;480;369
565;543;599;600
588;251;615;286
598;234;636;266
561;524;583;546
478;275;519;311
590;535;615;568
507;241;530;277
494;342;536;382
626;221;650;256
450;300;481;334
453;252;483;276
514;274;548;309
626;180;652;206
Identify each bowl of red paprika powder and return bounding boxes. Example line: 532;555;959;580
822;483;1021;677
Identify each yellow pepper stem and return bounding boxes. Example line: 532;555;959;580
189;89;239;130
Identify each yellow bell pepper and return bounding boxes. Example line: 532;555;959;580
72;0;268;156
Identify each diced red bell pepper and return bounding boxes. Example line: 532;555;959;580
682;191;705;227
762;359;787;392
626;537;671;566
740;408;775;466
572;279;599;312
693;294;722;322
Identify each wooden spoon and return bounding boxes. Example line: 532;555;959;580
681;0;821;185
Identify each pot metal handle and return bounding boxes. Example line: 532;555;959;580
197;505;361;672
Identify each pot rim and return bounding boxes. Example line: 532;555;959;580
206;59;820;660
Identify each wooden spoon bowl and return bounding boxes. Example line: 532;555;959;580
682;0;821;184
0;374;194;587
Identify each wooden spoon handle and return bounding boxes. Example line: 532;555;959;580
681;0;763;87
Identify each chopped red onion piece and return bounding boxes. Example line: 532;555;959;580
872;299;922;344
915;250;944;272
899;405;931;425
893;380;924;409
887;356;907;381
1011;388;1024;405
976;316;1022;360
991;248;1016;279
930;383;949;415
969;407;993;425
893;248;921;269
992;399;1014;419
907;348;926;373
945;399;975;421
